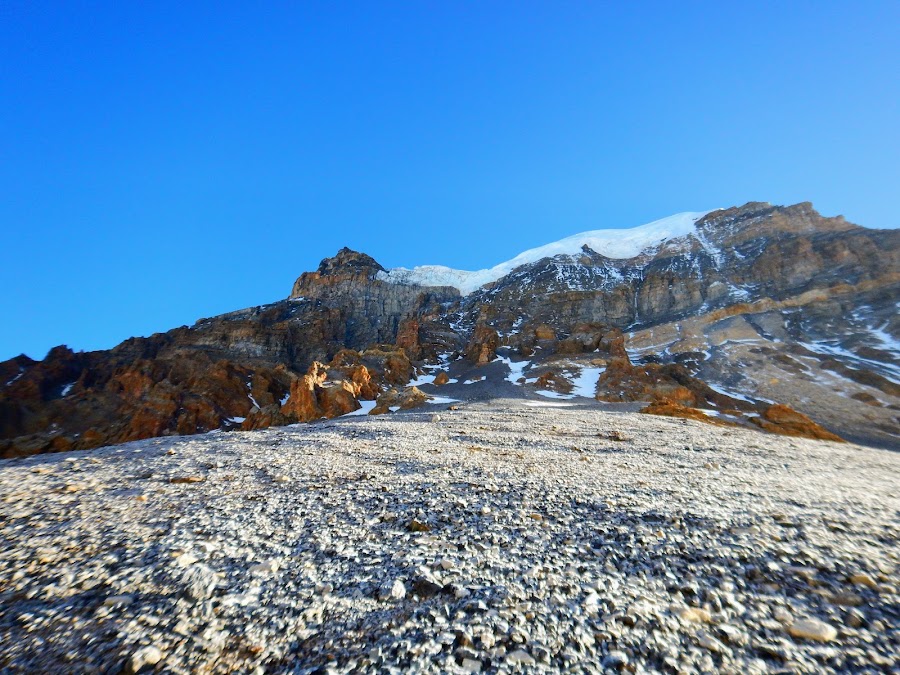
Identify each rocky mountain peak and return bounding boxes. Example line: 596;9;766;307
290;248;389;299
316;247;386;278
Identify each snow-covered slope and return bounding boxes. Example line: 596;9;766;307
377;210;715;295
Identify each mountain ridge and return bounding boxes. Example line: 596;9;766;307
2;200;898;456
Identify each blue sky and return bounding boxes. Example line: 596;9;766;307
2;2;898;361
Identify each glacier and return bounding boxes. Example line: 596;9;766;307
377;210;715;295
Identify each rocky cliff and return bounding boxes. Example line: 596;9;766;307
1;201;897;455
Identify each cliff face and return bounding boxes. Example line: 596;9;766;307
289;247;461;349
465;202;898;335
1;201;897;455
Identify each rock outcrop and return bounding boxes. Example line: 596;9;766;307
465;325;500;365
370;387;431;415
750;404;844;442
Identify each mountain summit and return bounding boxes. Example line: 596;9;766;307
2;201;898;455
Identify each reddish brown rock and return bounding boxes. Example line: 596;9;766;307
641;399;733;426
360;346;414;386
396;318;422;360
596;358;749;410
751;404;844;442
433;371;450;386
534;324;557;341
465;325;500;366
370;387;430;415
532;371;573;394
241;404;296;431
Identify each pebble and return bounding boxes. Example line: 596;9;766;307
506;649;536;665
460;657;482;672
603;650;629;669
104;594;134;607
675;606;712;623
848;573;876;588
249;559;278;575
385;579;406;600
788;617;838;642
126;645;163;673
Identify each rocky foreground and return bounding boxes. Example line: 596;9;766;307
0;402;898;674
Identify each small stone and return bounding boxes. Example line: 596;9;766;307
716;624;746;646
174;552;199;567
408;519;431;532
249;559;278;575
788;617;838;642
848;573;876;588
829;591;863;607
674;606;712;623
182;564;217;601
696;630;727;653
461;657;482;673
104;594;134;607
603;650;629;669
845;609;866;628
386;579;406;600
126;645;163;673
170;476;204;484
773;607;792;623
506;649;536;666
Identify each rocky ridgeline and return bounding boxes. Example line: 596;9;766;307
1;201;897;456
0;403;897;672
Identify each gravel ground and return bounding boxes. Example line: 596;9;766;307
1;400;898;674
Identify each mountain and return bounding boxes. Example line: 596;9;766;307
2;201;898;456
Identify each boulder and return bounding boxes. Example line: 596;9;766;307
280;362;361;422
750;404;844;442
465;325;500;366
371;387;430;415
532;371;573;395
533;324;557;341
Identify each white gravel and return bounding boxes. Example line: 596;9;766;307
1;400;898;673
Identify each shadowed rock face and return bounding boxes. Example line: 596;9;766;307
1;201;897;455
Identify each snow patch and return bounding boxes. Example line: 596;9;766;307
706;383;756;404
343;400;377;417
427;396;460;405
378;211;714;295
570;367;605;398
497;354;532;384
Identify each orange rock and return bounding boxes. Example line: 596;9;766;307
532;371;573;394
751;404;844;442
534;324;557;341
433;371;450;386
396;318;421;360
371;387;430;415
465;325;500;366
641;399;731;425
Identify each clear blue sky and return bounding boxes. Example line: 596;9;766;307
2;2;898;361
